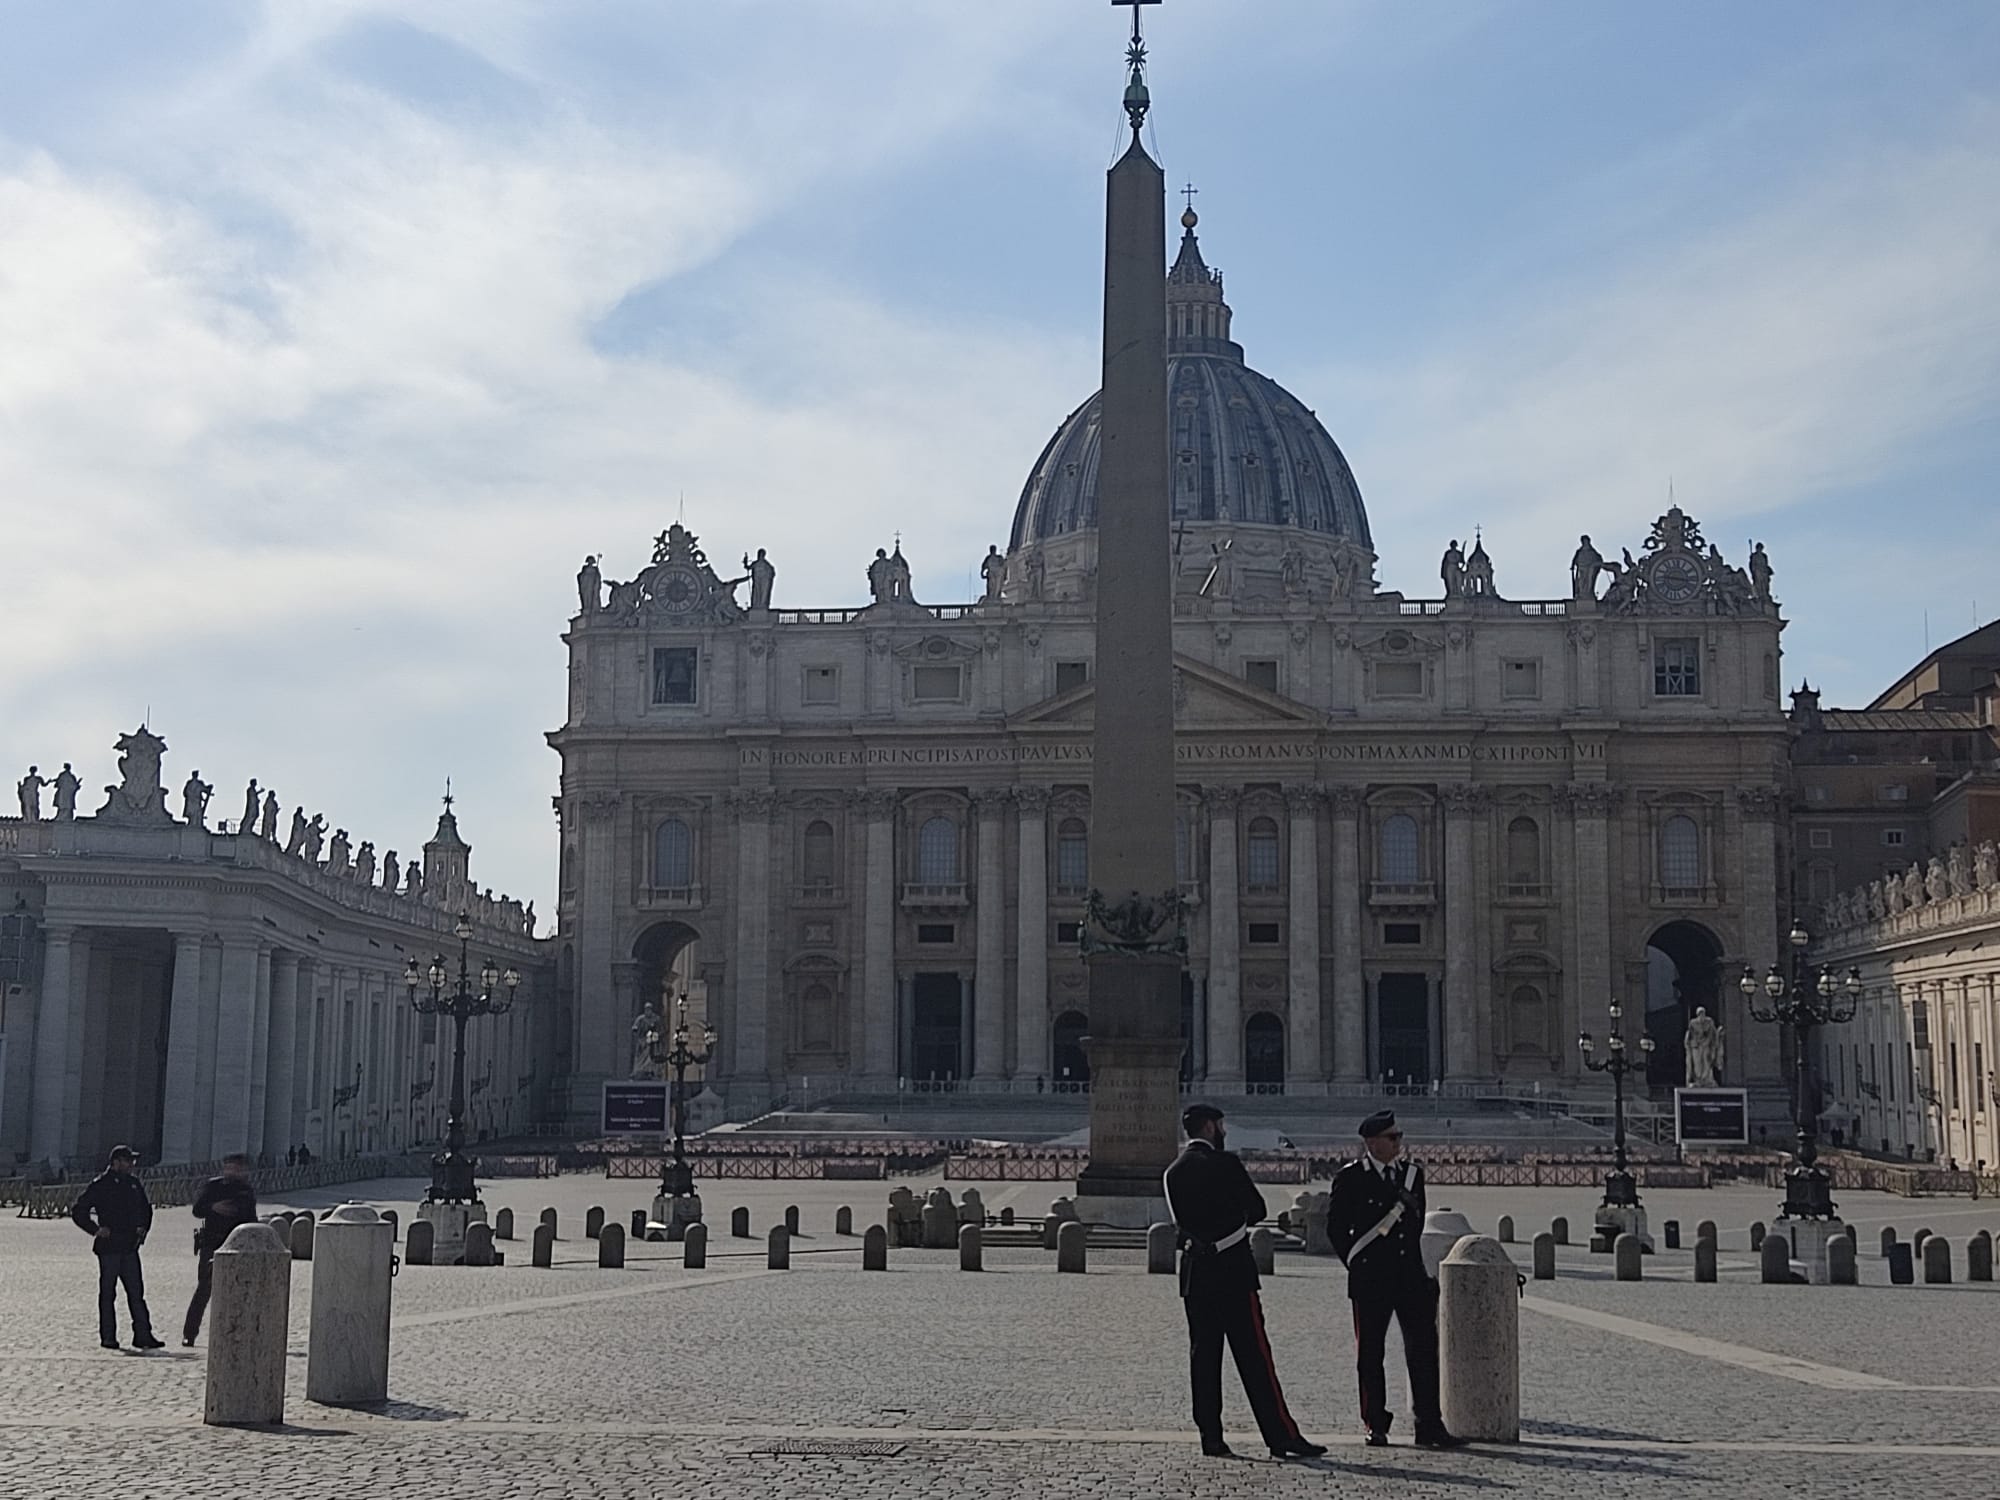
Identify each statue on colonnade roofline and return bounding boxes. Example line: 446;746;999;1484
259;790;279;841
326;829;351;876
286;808;308;855
95;727;173;825
1975;842;1999;890
304;814;327;861
355;842;376;886
382;849;400;892
241;779;260;835
51;763;79;821
17;765;45;821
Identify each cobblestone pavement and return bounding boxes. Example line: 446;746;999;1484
7;1172;2000;1496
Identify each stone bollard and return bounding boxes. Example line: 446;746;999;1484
1664;1221;1681;1251
1000;1207;1015;1227
289;1214;314;1261
598;1223;625;1269
494;1207;515;1241
785;1204;801;1236
922;1201;956;1250
1760;1232;1794;1284
380;1209;398;1240
540;1207;558;1239
666;1220;685;1243
1049;1196;1079;1223
1496;1214;1514;1244
959;1223;982;1271
585;1206;605;1240
1880;1226;1897;1258
1923;1235;1952;1284
203;1223;291;1426
1438;1236;1519;1443
863;1223;888;1271
731;1206;750;1239
1550;1216;1568;1247
1696;1219;1717;1246
306;1204;393;1406
1913;1228;1933;1259
630;1209;647;1242
768;1225;790;1270
1531;1232;1555;1280
1421;1208;1474;1279
836;1206;853;1236
1828;1234;1857;1285
1042;1214;1061;1251
1843;1223;1858;1248
405;1219;434;1267
684;1223;707;1269
532;1224;554;1269
1749;1221;1765;1251
1694;1239;1717;1283
1251;1228;1275;1277
1614;1233;1642;1281
1147;1222;1176;1275
464;1223;495;1268
1888;1242;1914;1284
1056;1220;1088;1273
1969;1231;1994;1283
958;1189;984;1225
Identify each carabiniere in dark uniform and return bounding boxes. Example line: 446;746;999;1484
1325;1110;1464;1448
1163;1103;1324;1461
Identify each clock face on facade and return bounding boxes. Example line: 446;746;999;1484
655;565;703;614
1649;553;1702;604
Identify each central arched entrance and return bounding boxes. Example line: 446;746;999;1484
1643;921;1722;1090
1052;1010;1090;1087
631;921;703;1086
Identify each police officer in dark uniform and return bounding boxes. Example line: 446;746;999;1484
69;1144;163;1351
182;1152;259;1346
1325;1111;1463;1448
1163;1103;1325;1460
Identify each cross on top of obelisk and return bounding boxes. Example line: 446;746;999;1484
1114;0;1160;135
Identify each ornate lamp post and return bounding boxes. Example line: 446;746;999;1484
1740;922;1861;1223
1580;997;1654;1248
403;913;519;1247
651;991;715;1227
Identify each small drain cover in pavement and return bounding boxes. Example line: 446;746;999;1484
752;1439;908;1458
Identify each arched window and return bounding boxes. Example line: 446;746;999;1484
1506;816;1541;888
917;815;959;885
1056;818;1089;894
1245;1013;1285;1089
802;820;836;889
1052;1010;1090;1084
654;819;692;888
1660;815;1701;891
800;982;835;1049
1246;817;1281;892
1379;812;1420;884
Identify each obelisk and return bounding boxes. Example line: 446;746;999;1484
1076;0;1182;1225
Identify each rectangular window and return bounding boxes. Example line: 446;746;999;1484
1372;660;1425;698
1652;637;1701;696
1054;660;1090;695
1243;659;1280;694
1246;921;1282;945
1808;864;1834;900
1883;828;1905;847
1804;785;1829;804
1912;998;1930;1050
652;647;698;705
1808;828;1833;850
1055;920;1082;944
1500;658;1540;700
1383;921;1423;945
915;923;955;945
1879;784;1909;802
911;664;963;702
802;666;839;705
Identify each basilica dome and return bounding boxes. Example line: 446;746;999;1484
1008;210;1372;554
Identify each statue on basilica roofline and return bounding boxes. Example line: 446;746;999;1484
1749;542;1773;603
577;555;602;613
738;548;776;611
1439;539;1465;598
980;544;1006;603
1570;535;1605;601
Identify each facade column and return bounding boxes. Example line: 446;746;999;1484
857;789;899;1085
287;958;316;1152
191;938;222;1162
28;926;77;1165
1013;787;1050;1079
1330;788;1367;1081
1205;786;1244;1083
1735;785;1785;1100
729;788;777;1098
263;950;299;1163
972;789;1009;1081
1284;784;1323;1092
159;933;207;1165
572;791;621;1105
1566;783;1616;1073
1442;785;1484;1081
246;945;273;1160
210;937;261;1155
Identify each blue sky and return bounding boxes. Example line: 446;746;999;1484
3;1;1996;913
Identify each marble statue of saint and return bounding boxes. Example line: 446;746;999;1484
51;763;79;821
523;900;536;936
241;779;260;835
1684;1007;1724;1087
1464;536;1495;598
326;829;351;876
1570;536;1604;601
17;766;44;821
741;549;776;611
1976;842;1999;890
259;791;279;841
1279;541;1308;600
1948;844;1970;897
1439;539;1465;598
382;849;400;892
406;861;425;899
181;772;214;828
631;1001;663;1078
354;841;376;885
980;544;1005;603
866;548;892;603
1748;543;1773;602
304;814;327;861
285;808;307;855
577;555;602;613
1024;548;1046;602
1902;862;1925;908
1926;856;1949;903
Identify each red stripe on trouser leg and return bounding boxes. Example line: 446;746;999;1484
1247;1293;1302;1441
1353;1302;1368;1423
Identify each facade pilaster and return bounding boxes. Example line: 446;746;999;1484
1442;784;1483;1079
729;788;777;1096
856;788;900;1084
159;932;206;1165
1283;784;1323;1091
1735;784;1785;1096
246;944;273;1159
1205;786;1244;1083
1563;782;1617;1068
1330;787;1366;1081
972;788;1009;1080
287;957;317;1152
1013;787;1050;1079
264;949;299;1162
573;790;621;1098
28;925;77;1164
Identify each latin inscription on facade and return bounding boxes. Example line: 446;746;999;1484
741;740;1602;771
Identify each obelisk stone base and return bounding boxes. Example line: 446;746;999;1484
416;1200;487;1266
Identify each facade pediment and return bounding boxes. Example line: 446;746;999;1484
1011;654;1321;729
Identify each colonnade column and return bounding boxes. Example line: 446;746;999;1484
288;958;317;1152
1284;785;1322;1092
729;789;776;1098
1565;782;1615;1070
1442;785;1484;1081
857;788;899;1085
263;950;299;1162
210;937;261;1155
28;925;76;1165
1330;788;1367;1081
246;945;273;1159
1013;788;1050;1080
972;789;1008;1081
1205;786;1243;1084
159;932;206;1165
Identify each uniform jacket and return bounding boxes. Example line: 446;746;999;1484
1163;1139;1266;1299
1326;1156;1428;1300
192;1174;259;1253
69;1169;154;1255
